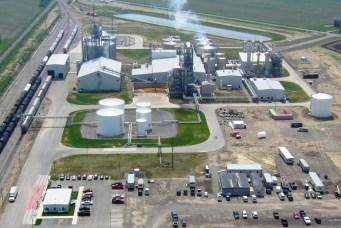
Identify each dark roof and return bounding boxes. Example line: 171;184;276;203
250;173;264;190
220;172;250;189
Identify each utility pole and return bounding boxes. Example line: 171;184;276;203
171;137;174;170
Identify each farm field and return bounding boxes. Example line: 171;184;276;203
121;0;341;30
0;0;43;39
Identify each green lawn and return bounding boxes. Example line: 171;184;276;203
62;108;209;148
120;0;341;31
117;49;150;63
280;81;310;103
67;91;132;105
219;48;242;60
71;192;78;200
50;153;208;179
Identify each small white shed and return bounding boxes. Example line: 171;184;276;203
46;54;70;80
43;188;72;213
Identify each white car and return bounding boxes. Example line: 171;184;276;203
217;193;222;202
316;194;322;199
144;188;150;196
72;175;76;181
81;199;93;205
242;196;248;202
204;192;208;197
88;175;93;181
303;216;311;225
251;195;257;203
252;211;258;219
242;210;248;219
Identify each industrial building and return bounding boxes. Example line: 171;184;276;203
239;40;282;77
42;188;72;213
249;78;285;101
77;57;122;92
309;172;325;192
215;69;242;90
219;172;250;196
250;173;265;197
226;163;263;177
46;54;70;80
82;24;116;61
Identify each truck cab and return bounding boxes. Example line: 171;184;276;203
9;186;18;203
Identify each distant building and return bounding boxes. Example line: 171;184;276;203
216;69;242;90
77;57;122;92
219;172;250;196
46;54;70;80
43;188;72;213
226;163;263;177
334;18;341;28
249;78;285;101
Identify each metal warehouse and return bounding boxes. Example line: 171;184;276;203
42;188;72;213
249;78;285;101
216;69;242;90
46;54;70;80
226;163;263;177
250;173;265;197
77;57;122;92
219;172;250;196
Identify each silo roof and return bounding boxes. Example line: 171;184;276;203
97;108;123;116
312;93;332;100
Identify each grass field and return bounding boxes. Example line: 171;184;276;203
50;153;208;180
67;91;132;105
62;108;209;148
117;49;150;64
280;81;310;103
219;48;242;60
121;0;340;31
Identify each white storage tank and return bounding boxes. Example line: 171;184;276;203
136;102;151;111
217;57;226;70
136;109;152;130
99;98;125;111
136;118;148;136
310;93;333;118
97;108;124;137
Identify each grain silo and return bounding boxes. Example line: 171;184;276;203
136;102;151;111
310;93;333;118
136;118;148;137
97;108;124;137
136;109;152;130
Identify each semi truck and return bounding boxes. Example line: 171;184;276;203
279;147;294;164
188;176;196;196
127;172;135;190
9;186;18;202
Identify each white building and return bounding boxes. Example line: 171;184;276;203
249;78;285;101
77;57;122;92
226;163;263;177
216;69;242;90
46;54;70;80
193;52;206;82
43;188;72;213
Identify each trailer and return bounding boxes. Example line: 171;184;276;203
299;159;310;172
127;172;135;190
263;173;273;189
137;178;144;189
278;147;294;164
188;176;196;188
309;172;324;192
9;186;18;202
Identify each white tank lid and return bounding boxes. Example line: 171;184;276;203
136;118;147;123
97;108;123;116
136;109;151;114
99;98;125;106
312;93;332;100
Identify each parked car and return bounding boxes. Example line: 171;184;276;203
112;197;124;204
59;174;65;181
88;175;93;181
196;189;202;197
181;219;187;227
111;182;124;189
233;211;239;219
281;217;288;227
65;174;70;181
81;199;93;205
94;174;98;180
315;217;321;224
316;194;322;199
252;211;258;219
204;192;208;197
304;193;310;199
176;188;181;196
145;188;150;196
183;189;187;196
242;195;248;202
105;175;109;180
83;188;92;193
251;195;257;203
100;175;104;180
217;193;222;202
242;210;248;219
72;175;76;181
303;216;311;225
77;174;81;180
273;211;279;219
311;192;316;199
300;210;306;218
293;212;300;219
79;206;90;211
78;210;90;216
83;192;94;198
171;210;178;221
225;195;231;201
82;174;87;180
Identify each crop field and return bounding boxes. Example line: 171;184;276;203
121;0;341;30
0;0;43;39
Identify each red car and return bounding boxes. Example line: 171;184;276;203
111;182;124;189
112;197;125;204
83;188;92;193
293;212;300;219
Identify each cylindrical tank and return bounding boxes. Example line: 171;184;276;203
136;118;148;136
99;98;125;111
217;57;227;70
204;57;216;74
136;102;151;111
97;108;124;137
310;93;333;118
136;109;152;130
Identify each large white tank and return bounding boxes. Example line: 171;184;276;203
136;118;148;136
217;57;227;70
310;93;333;118
99;98;125;124
136;102;151;111
136;109;152;130
97;108;124;137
